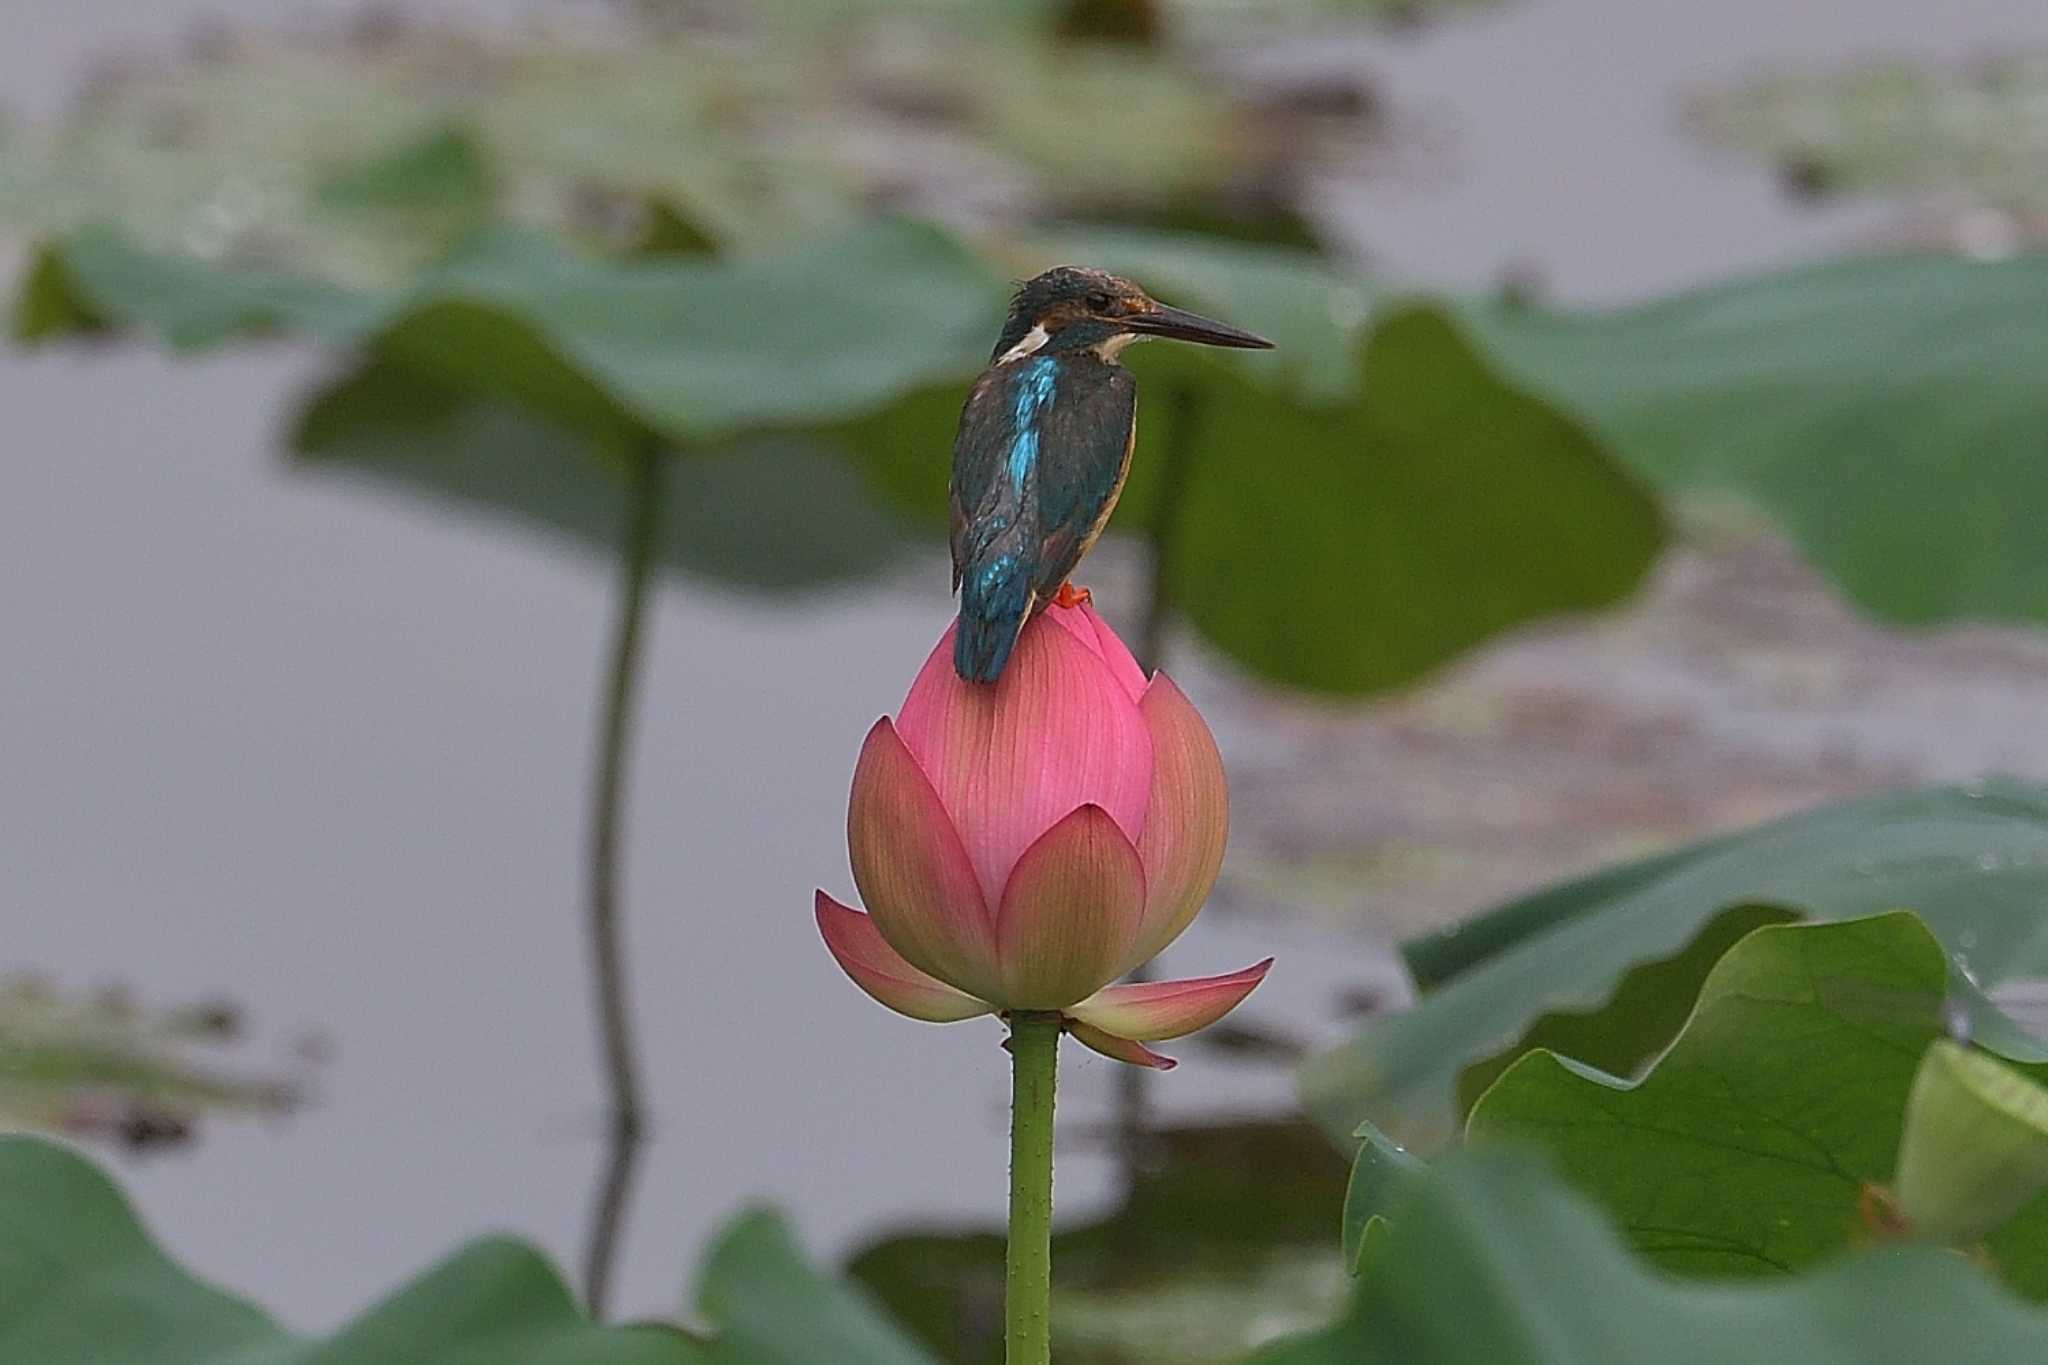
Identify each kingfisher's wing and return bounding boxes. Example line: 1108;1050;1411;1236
1026;362;1136;598
948;368;1014;591
946;358;1136;682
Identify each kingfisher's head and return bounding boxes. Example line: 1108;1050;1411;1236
989;266;1274;366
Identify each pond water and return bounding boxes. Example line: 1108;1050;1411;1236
5;0;2042;1330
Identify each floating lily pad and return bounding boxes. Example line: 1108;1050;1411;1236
0;13;1355;284
0;978;298;1148
1687;55;2048;214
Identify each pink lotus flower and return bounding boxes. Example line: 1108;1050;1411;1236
815;600;1270;1068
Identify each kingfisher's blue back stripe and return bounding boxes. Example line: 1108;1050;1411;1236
1006;359;1059;486
1007;429;1039;486
977;552;1016;589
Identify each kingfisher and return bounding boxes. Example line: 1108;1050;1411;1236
949;266;1273;683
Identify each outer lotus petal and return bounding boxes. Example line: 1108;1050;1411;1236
848;719;1000;1000
815;892;991;1023
1044;601;1147;703
898;618;1151;908
1069;1022;1177;1070
1068;959;1273;1041
1123;673;1230;971
994;805;1148;1010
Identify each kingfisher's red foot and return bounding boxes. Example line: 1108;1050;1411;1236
1053;582;1093;609
1857;1183;1910;1242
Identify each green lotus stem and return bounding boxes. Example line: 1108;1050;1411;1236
580;438;664;1316
1006;1011;1061;1365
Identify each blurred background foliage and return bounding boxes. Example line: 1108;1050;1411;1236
1689;51;2048;230
0;977;301;1149
0;2;1377;283
14;12;2048;692
0;1131;950;1364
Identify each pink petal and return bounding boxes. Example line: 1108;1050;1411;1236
1123;673;1230;971
848;719;1001;1001
1069;1022;1177;1070
1068;959;1273;1040
994;805;1148;1010
1043;601;1147;703
815;892;991;1023
897;617;1151;908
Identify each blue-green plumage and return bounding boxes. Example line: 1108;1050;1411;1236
952;353;1136;682
948;266;1272;683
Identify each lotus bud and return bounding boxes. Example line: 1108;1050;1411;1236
816;601;1269;1067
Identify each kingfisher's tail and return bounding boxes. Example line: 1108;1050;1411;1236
954;554;1034;683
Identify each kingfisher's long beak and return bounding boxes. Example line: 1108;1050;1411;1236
1122;302;1274;350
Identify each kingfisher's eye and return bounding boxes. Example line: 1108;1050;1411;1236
1086;290;1114;312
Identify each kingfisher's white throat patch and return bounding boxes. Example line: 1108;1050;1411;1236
1093;331;1147;361
996;324;1050;365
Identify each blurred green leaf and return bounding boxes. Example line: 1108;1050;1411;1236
842;1230;1004;1362
0;1134;699;1364
1301;782;2048;1151
1464;915;2048;1291
1073;198;1327;253
1467;250;2048;625
39;221;2048;696
315;124;496;218
20;219;1002;439
694;1210;938;1365
17;219;987;591
1252;1147;2048;1364
1339;1120;1423;1274
295;365;920;591
13;229;373;348
0;1135;931;1363
0;15;1370;282
23;222;1660;691
1401;829;1759;991
9;247;109;340
1150;306;1661;693
634;201;723;259
654;0;1508;32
